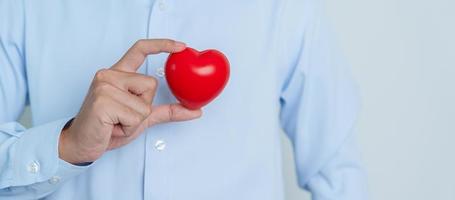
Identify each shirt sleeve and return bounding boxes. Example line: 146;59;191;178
0;0;89;198
278;0;368;199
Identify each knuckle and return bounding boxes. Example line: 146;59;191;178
94;69;109;81
134;39;146;49
168;104;176;121
146;76;158;88
132;113;143;125
144;105;153;116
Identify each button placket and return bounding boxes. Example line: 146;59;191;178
158;1;166;11
154;139;166;151
27;161;40;174
143;1;173;199
155;67;165;77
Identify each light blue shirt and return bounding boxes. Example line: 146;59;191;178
0;0;368;199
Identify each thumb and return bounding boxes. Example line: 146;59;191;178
147;104;202;125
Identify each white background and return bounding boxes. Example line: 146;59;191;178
283;0;455;199
19;0;455;199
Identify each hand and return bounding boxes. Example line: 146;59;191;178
58;39;202;164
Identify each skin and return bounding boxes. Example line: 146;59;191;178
59;39;202;164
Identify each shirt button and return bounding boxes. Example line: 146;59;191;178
154;140;166;151
155;67;165;78
48;176;61;185
158;1;166;11
27;161;40;174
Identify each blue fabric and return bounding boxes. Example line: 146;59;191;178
0;0;368;199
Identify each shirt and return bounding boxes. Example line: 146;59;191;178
0;0;368;199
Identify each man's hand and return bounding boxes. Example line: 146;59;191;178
58;39;202;164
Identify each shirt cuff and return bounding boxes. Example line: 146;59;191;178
11;118;90;186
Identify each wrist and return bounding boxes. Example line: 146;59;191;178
59;118;103;165
58;118;83;164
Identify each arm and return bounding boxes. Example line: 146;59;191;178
0;1;91;199
0;1;200;198
278;0;368;199
0;1;90;198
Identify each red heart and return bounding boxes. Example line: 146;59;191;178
165;47;230;110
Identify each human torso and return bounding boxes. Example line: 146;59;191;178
24;1;295;199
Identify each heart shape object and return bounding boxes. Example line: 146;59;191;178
165;47;230;110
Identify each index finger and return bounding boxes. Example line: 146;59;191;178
112;39;186;72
